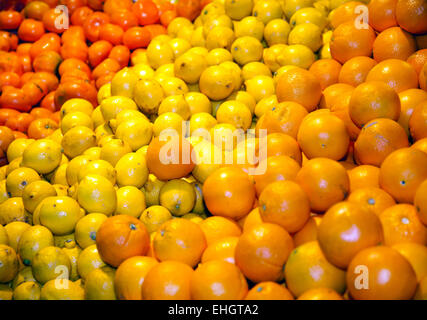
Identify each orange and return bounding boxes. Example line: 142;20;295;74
330;21;376;64
392;242;427;281
379;148;427;203
354;118;409;167
373;27;416;62
308;59;342;90
295;158;350;213
235;223;294;283
276;67;322;112
146;135;195;181
293;215;322;248
329;96;361;141
409;100;427;141
297;288;344;300
347;246;417;300
398;89;427;136
420;62;427;91
415;179;427;226
379;204;427;245
201;236;239;265
96;215;150;268
348;165;380;192
330;1;366;29
317;201;384;269
412;137;427;154
366;59;418;93
368;0;398;32
202;167;256;220
320;83;355;110
199;216;241;246
114;256;158;300
190;260;248;300
297;112;350;160
257;101;308;139
258;180;310;233
349;81;401;128
415;276;427;300
348;187;396;216
242;207;263;232
264;133;302;164
284;241;346;298
153;218;207;268
395;0;427;35
244;282;294;300
407;49;427;75
253;155;301;197
141;261;193;300
338;56;377;87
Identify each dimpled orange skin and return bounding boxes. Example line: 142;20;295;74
346;246;418;300
253;155;301;197
199;216;242;246
284;241;347;298
297;112;350;161
141;261;194;300
347;187;396;216
190;260;248;300
201;236;239;264
295;158;350;213
258;180;310;234
348;165;380;192
297;288;343;300
398;89;427;136
379;148;427;203
317;201;384;269
354;118;409;167
379;204;427;246
414;179;427;226
411;137;427;154
235;223;294;283
409;100;427;141
153;218;207;268
245;282;294;300
392;242;427;282
338;56;378;87
373;27;417;62
202;167;256;220
96;215;150;268
320;83;355;110
264;133;302;164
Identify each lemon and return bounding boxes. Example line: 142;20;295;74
235;16;264;41
206;26;236;51
192;182;207;215
174;52;208;84
245;75;276;103
77;244;106;280
4;221;30;252
158;94;191;121
22;180;57;214
75;213;107;249
100;96;138;122
11;266;35;289
153;112;185;137
97;83;111;104
48;129;63;145
168;38;192;59
147;41;175;69
82;147;101;160
203;14;233;37
264;19;291;46
13;281;41;300
277;44;315;69
84;266;116;300
176;25;194;42
187;46;209;57
216;100;253;130
142;174;165;207
115;152;149;189
49;164;69;186
6;139;34;163
61;112;93;135
0;197;30;225
181;213;205;224
60;98;93;119
115;118;153;151
52;184;68;197
290;7;328;30
210;123;239;151
100;139;132;167
22;139;62;175
274;65;299;84
255;94;278;118
0;284;13;300
200;2;226;22
78;160;116;185
0;244;19;283
227;91;257;114
159;179;196;216
53;233;75;248
6;167;40;197
6;157;22;176
0;167;6;181
62;242;81;281
191;26;206;47
132;64;155;80
32;246;71;284
150;34;173;46
206;48;233;66
62;126;96;159
113;109;149;128
0;225;7;245
38;196;83;236
159;77;189;96
184;93;211;116
225;0;253;20
167;17;193;37
111;67;138;98
283;0;314;19
252;0;283;24
115;186;146;218
231;36;264;65
199;65;235;101
133;79;164;115
241;61;272;81
288;22;322;51
18;225;54;266
320;42;331;59
189;113;218;136
0;180;7;205
40;279;84;300
154;63;175;79
220;61;243;93
77;174;117;216
66;155;93;186
191;141;223;183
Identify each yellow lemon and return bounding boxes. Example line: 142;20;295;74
235;16;264;41
176;25;194;42
62;126;96;159
6;139;34;163
0;197;30;225
0;225;7;245
288;23;322;51
95;123;113;144
77;174;116;215
22;139;62;174
66;155;93;186
48;129;63;145
97;83;111;104
18;225;54;266
245;75;275;102
150;34;173;46
153;112;185;137
210;123;239;152
206;26;235;51
11;266;35;289
192;182;207;215
61;112;93;135
167;17;193;37
159;179;196;216
0;284;13;300
283;0;315;19
100;139;132;167
203;14;233;37
187;46;209;57
82;147;101;160
227;91;257;115
146;41;175;69
84;266;116;300
252;0;283;24
75;213;108;249
133;79;164;115
78;159;116;185
255;94;279;118
174;52;208;84
77;244;106;280
277;44;315;69
139;205;172;234
231;36;264;65
199;65;234;101
168;38;191;59
206;48;233;66
191;26;206;47
53;233;75;248
62;241;81;281
184;92;212;115
159;76;189;96
225;0;253;20
142;174;165;207
241;61;272;81
115;152;149;188
13;282;41;300
216;100;253;130
60;98;93;119
100;96;138;122
132;64;155;80
115;118;153;151
154;63;175;79
191;141;223;183
158;94;191;120
50;164;69;186
52;184;68;197
219;61;243;92
189;112;218;135
111;67;138;98
0;179;8;205
32;246;71;284
115;186;146;218
6;167;40;197
4;221;30;252
0;244;19;283
6;157;22;176
200;2;225;23
290;6;328;30
22;180;57;213
320;42;331;59
264;19;291;46
40;279;84;300
113;109;149;128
